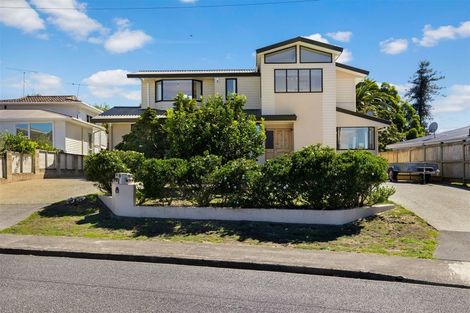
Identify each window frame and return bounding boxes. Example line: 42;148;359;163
274;68;323;93
155;79;203;103
336;127;375;151
16;121;55;147
264;46;297;64
299;46;332;63
225;78;238;98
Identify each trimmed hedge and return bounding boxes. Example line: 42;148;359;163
84;150;145;193
85;146;392;209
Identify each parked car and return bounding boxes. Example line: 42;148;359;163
388;162;440;184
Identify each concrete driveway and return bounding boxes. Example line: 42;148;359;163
0;179;99;230
389;182;470;261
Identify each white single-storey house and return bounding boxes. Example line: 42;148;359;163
93;36;390;159
0;95;107;155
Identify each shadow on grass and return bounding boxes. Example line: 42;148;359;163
39;195;363;244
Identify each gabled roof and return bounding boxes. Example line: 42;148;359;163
0;95;80;103
127;69;260;78
336;63;369;75
387;125;470;149
336;107;391;125
256;36;343;54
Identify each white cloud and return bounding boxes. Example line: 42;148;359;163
31;0;107;41
29;72;62;93
104;18;152;54
304;33;329;43
379;38;408;54
391;83;412;97
412;21;470;47
432;85;470;113
0;0;45;33
83;69;139;100
305;33;352;63
337;48;352;63
179;0;198;3
326;31;352;42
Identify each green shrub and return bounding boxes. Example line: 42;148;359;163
111;150;145;175
183;154;222;206
84;150;128;193
139;158;188;204
252;154;295;207
332;151;389;208
212;159;261;206
366;185;396;205
0;133;38;154
289;145;337;209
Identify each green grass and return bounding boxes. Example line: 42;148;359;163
1;194;438;259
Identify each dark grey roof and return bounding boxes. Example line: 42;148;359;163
336;63;369;75
387;125;470;149
92;106;296;122
256;36;343;53
127;69;260;78
336;107;391;125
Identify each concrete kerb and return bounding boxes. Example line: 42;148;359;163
0;245;468;290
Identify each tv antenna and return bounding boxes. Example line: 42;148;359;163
70;82;89;97
5;67;38;96
429;122;438;138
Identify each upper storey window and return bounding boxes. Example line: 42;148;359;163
156;80;202;102
264;46;296;64
275;69;323;93
300;46;332;63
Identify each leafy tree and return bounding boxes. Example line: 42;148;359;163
356;79;425;150
405;60;444;127
115;108;167;158
117;93;265;163
93;103;110;112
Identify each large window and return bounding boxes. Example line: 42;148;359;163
225;78;237;98
300;46;332;63
16;122;53;146
156;80;202;102
337;127;375;150
265;46;296;64
274;69;323;93
16;123;29;136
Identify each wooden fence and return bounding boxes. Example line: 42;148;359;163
380;141;470;182
0;150;84;184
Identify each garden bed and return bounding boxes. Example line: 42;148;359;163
1;195;438;259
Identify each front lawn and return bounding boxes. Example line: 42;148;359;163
1;194;438;259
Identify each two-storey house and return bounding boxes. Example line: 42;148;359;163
93;37;390;159
0;95;107;155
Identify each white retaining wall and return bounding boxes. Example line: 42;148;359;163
99;183;394;226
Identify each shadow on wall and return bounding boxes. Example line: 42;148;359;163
38;196;364;244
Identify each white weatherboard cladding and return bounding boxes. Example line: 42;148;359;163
321;63;337;148
336;70;357;111
214;76;261;110
65;122;83;155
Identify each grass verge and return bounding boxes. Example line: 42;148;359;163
1;194;438;259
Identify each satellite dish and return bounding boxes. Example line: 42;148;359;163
429;122;438;133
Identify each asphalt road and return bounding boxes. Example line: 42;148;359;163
0;254;469;313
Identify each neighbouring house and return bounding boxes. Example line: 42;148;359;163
92;36;390;160
382;125;470;181
0;95;107;155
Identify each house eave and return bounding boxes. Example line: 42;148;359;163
256;36;343;54
336;107;391;125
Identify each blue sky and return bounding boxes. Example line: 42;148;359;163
0;0;469;131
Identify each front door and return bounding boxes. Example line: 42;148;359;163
265;128;293;160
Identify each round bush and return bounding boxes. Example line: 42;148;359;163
84;150;129;193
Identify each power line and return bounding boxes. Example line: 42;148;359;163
0;0;318;11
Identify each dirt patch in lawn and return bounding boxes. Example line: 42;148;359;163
1;195;438;259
